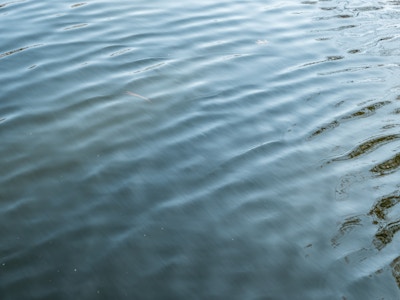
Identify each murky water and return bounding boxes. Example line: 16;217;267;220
1;0;400;299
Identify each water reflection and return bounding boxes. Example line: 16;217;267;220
1;0;400;298
369;192;400;221
371;154;400;176
0;0;25;9
391;257;400;287
330;134;400;162
374;220;400;250
309;101;391;140
70;3;86;8
0;44;41;59
331;215;363;248
313;0;400;292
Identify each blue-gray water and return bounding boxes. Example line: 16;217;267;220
1;0;400;299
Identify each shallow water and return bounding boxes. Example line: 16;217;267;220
1;0;400;299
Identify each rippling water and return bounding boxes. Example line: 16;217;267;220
1;0;400;299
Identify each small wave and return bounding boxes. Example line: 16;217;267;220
63;23;88;30
0;0;24;9
309;101;391;139
374;220;400;250
70;2;86;8
369;191;400;221
0;44;42;59
330;134;400;162
391;257;400;288
371;153;400;176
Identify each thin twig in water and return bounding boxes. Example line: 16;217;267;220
126;91;151;102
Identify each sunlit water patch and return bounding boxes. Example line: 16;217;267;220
1;0;400;299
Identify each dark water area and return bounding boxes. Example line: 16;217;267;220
1;0;400;299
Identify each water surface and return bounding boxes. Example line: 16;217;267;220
1;0;400;299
